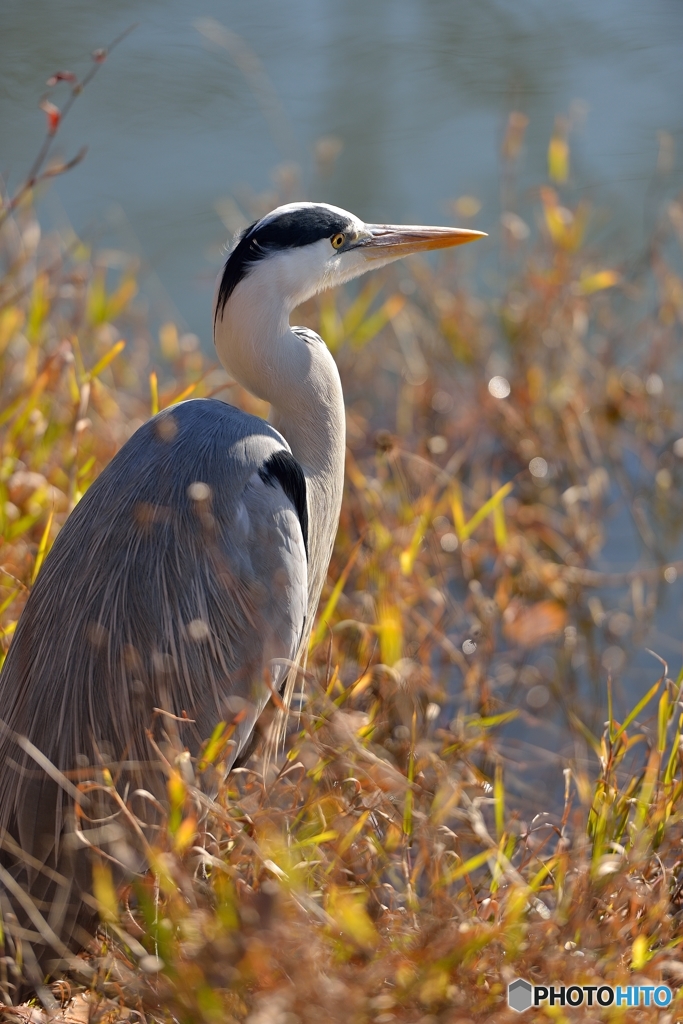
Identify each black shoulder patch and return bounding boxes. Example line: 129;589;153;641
259;450;309;559
214;206;352;325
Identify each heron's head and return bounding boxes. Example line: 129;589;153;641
214;202;485;326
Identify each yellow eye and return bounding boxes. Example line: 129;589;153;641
331;232;345;249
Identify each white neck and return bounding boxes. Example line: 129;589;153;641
214;259;346;621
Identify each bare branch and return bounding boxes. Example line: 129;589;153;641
0;24;136;230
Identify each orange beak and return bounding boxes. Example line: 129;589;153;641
356;223;486;260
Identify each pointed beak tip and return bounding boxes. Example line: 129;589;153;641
452;228;488;241
459;229;488;244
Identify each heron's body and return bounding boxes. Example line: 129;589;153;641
0;201;483;991
0;400;309;828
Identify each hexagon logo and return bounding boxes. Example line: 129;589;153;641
508;978;533;1012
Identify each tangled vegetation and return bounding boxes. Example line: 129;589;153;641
2;50;683;1022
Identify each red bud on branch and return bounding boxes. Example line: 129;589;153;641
46;71;77;87
39;100;61;135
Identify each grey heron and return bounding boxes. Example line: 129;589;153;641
0;201;483;984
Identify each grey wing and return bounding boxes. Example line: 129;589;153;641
0;400;309;841
198;467;308;766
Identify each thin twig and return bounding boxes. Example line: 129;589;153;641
0;24;136;230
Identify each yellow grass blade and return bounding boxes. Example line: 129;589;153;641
27;273;49;343
403;711;416;836
450;482;466;536
612;679;661;743
0;307;24;356
0;589;20;617
494;763;505;840
351;293;406;350
105;275;137;320
440;849;491;887
378;600;402;667
664;712;683;785
658;689;670;753
579;269;621;295
173;815;197;854
338;810;371;855
342;281;379;336
548;134;569;184
31;509;54;584
310;539;362;649
165;381;197;407
459;481;514;541
150;371;159;416
569;711;602;757
319;293;342;352
159;321;180;360
399;505;432;576
0;621;17;642
86;339;126;382
92;861;118;923
326;888;378;951
492;502;508;549
293;830;338;849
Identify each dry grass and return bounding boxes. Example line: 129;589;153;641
2;94;683;1021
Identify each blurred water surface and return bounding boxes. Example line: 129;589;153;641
2;0;682;338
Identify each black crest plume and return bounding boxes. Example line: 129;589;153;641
214;206;350;324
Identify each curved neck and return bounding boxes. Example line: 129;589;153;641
214;270;346;619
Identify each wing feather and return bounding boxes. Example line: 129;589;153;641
0;399;308;853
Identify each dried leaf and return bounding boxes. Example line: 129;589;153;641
502;599;567;648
